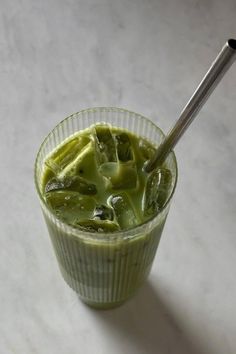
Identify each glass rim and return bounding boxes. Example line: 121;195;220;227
34;107;178;241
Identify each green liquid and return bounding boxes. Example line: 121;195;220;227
42;123;172;308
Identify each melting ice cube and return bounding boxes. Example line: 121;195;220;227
93;204;114;221
155;168;172;207
45;191;96;224
56;140;101;183
45;135;90;175
75;219;119;233
115;133;133;162
138;138;156;161
94;124;117;164
110;193;139;229
99;161;137;190
143;168;172;217
45;177;71;193
45;176;97;195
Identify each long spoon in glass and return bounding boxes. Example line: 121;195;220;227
144;39;236;173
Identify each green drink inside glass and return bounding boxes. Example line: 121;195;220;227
34;108;177;309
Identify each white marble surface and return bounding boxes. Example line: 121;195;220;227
0;0;236;353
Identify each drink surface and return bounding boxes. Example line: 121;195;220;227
42;123;172;232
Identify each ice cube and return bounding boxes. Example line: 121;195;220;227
45;191;96;223
45;159;61;175
75;219;119;233
45;176;97;195
138;138;156;161
109;162;137;189
45;177;71;193
93;204;114;221
57;141;100;182
99;161;137;190
110;193;139;229
46;190;81;209
94;124;117;164
45;135;90;175
143;168;172;217
155;168;172;207
98;162;118;179
115;133;133;162
68;176;97;195
54;136;90;167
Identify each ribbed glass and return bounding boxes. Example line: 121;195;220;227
34;107;178;309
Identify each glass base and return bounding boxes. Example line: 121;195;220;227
80;297;127;310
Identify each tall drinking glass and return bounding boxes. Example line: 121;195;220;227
34;107;178;309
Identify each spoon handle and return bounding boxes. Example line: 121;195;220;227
145;39;236;173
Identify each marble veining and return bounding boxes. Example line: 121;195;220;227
0;0;236;353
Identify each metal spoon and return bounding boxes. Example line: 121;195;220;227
144;39;236;173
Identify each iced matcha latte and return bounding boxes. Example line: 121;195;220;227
35;108;177;309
